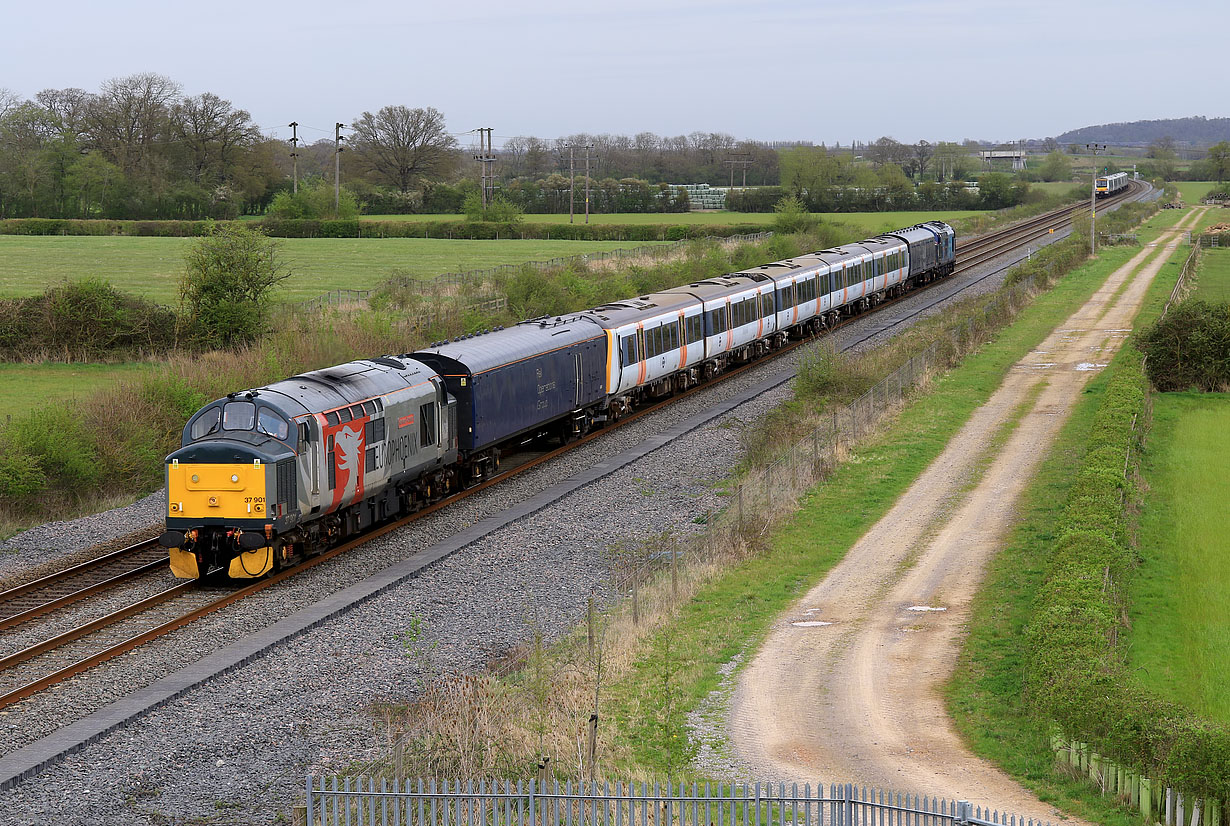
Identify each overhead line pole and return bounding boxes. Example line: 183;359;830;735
1086;142;1106;256
288;121;300;194
584;143;593;224
334;122;346;217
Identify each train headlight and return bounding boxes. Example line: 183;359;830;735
191;474;200;483
231;474;239;483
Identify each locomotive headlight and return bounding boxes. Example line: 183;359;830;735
191;474;200;483
231;474;239;483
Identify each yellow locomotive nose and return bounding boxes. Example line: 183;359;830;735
167;461;265;520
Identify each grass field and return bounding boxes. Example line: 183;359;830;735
1174;181;1226;204
1194;247;1230;302
1127;392;1230;723
0;236;670;303
0;362;155;420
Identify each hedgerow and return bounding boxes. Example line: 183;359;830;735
1024;349;1230;800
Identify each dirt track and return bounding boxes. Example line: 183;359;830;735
727;210;1205;822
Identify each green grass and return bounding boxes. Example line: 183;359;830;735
0;362;155;420
0;236;670;303
1194;247;1230;302
946;236;1191;826
1173;181;1225;204
361;210;988;234
1126;392;1230;723
605;229;1162;781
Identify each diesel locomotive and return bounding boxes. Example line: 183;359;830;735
161;221;955;579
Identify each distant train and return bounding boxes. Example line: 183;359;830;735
160;222;956;580
1095;172;1129;198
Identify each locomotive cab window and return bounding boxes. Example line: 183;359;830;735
190;408;221;440
222;401;255;431
257;408;289;441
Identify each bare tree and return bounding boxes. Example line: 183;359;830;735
0;87;23;120
171;92;258;184
35;87;92;142
912;140;934;179
350;105;458;192
87;72;181;178
867;136;906;168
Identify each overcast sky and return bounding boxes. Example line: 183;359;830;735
3;0;1223;149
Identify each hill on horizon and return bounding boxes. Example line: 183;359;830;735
1056;116;1230;146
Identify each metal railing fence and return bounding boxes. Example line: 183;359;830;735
304;778;1047;826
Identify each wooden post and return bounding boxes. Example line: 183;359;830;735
293;804;307;826
671;547;678;599
632;575;639;625
587;713;599;781
737;484;744;528
587;594;595;658
393;739;403;781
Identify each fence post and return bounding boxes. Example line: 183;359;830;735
587;593;595;658
632;575;639;625
305;776;314;826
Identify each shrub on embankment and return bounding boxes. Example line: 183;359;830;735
1024;349;1230;802
0;278;178;361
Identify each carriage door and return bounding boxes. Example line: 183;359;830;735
574;353;582;408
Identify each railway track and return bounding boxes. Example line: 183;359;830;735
0;181;1146;714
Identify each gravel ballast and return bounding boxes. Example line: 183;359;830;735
0;204;1145;824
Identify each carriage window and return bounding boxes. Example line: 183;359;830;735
419;402;437;447
620;333;638;365
762;294;774;317
222;401;255;431
686;315;703;343
257;408;289;440
190;408;221;440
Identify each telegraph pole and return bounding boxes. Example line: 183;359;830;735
569;145;575;224
724;153;753;188
334;122;346;217
288;122;300;194
584;143;593;223
473;127;496;211
1086;142;1106;255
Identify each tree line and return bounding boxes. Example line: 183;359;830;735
7;73;1224;221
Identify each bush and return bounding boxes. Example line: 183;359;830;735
267;180;359;220
770;196;818;234
1138;299;1230;391
0;278;177;360
179;222;291;348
